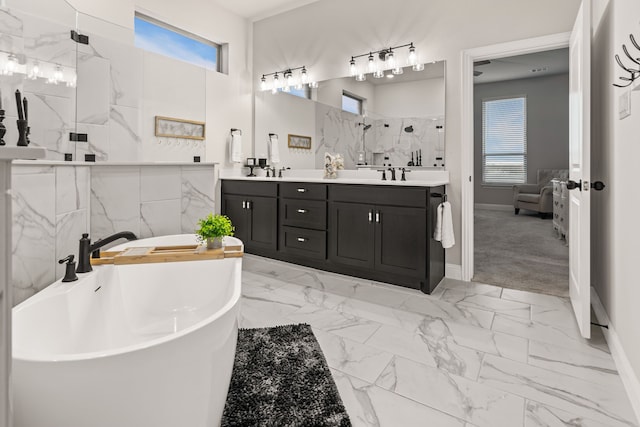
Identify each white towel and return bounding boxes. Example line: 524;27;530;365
269;134;280;164
434;201;455;249
230;130;242;163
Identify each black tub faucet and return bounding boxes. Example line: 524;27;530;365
77;231;138;273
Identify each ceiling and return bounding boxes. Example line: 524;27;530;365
213;0;321;21
473;48;569;84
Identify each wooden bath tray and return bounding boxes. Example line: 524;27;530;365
90;244;243;266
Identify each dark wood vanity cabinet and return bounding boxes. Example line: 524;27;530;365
328;184;441;293
221;181;278;255
279;183;327;260
221;179;445;293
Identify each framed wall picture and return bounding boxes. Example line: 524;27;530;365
287;134;312;149
155;116;206;140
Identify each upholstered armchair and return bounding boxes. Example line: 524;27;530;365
513;169;568;218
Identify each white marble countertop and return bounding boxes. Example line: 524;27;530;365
12;160;218;167
0;147;46;161
220;168;449;187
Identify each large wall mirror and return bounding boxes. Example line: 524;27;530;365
255;60;445;170
0;1;209;163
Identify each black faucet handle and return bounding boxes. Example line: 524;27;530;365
376;169;387;181
58;254;75;264
59;254;78;282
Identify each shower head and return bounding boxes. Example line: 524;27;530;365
404;125;414;133
357;122;372;131
363;124;372;131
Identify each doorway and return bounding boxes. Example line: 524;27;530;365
460;32;571;283
472;49;571;297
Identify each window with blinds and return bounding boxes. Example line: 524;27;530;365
482;96;527;185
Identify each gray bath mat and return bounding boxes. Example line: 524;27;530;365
221;323;351;427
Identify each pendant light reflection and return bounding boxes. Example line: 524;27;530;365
259;65;315;94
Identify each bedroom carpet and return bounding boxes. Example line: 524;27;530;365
474;208;569;297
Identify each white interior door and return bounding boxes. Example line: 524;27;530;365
568;0;592;339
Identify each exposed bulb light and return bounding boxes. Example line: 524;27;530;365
386;49;395;68
386;74;394;79
27;61;40;80
408;43;417;65
309;81;318;89
271;72;279;94
3;53;18;76
260;75;267;91
368;53;375;72
48;64;64;84
300;66;308;84
283;70;293;92
349;42;416;82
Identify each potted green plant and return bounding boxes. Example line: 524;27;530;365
195;213;234;249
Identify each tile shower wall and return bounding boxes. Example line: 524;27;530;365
314;103;445;169
11;164;216;306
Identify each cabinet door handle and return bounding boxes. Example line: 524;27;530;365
297;188;307;193
246;201;252;210
375;211;380;223
297;237;307;242
242;201;246;209
297;209;307;214
368;210;373;223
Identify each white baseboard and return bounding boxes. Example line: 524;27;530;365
591;287;640;424
445;263;462;280
475;203;513;211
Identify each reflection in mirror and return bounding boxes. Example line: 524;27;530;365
0;0;77;160
1;2;210;163
254;60;445;170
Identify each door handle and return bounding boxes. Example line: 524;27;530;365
591;181;606;191
368;210;373;223
297;188;307;193
567;180;581;191
297;237;307;242
246;200;252;209
242;200;246;209
297;209;307;214
375;211;380;223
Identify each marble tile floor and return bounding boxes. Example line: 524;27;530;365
239;254;639;427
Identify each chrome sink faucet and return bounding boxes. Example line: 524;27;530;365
76;231;138;273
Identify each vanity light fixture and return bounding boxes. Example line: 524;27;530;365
259;65;314;94
349;42;424;81
2;53;18;76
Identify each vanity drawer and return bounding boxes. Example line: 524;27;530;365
222;180;277;197
280;182;327;200
280;199;327;230
280;226;326;260
329;184;427;208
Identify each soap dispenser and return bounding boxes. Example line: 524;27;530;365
58;255;78;282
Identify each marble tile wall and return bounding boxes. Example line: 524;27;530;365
1;7;207;163
11;164;216;306
0;9;77;161
314;103;445;169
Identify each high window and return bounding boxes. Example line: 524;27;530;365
134;13;221;72
342;92;363;115
482;96;527;184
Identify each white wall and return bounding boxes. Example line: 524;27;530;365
592;0;640;399
253;0;581;266
372;78;445;118
68;0;253;167
254;91;317;168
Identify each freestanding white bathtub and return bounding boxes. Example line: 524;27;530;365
12;234;242;427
